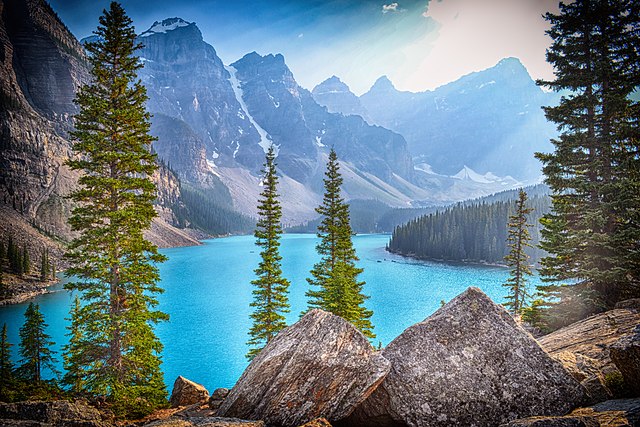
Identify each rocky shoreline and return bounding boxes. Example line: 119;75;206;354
1;287;638;427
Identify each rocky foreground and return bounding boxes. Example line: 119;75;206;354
1;288;638;427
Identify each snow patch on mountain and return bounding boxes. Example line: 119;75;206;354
226;65;272;154
140;18;191;37
453;165;521;186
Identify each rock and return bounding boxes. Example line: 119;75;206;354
217;309;390;427
298;418;332;427
610;326;640;396
539;306;640;401
615;299;640;312
552;351;612;402
503;398;640;427
169;376;210;408
144;417;264;427
0;400;112;427
346;287;586;427
208;388;230;412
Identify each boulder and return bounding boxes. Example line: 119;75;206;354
539;306;640;401
144;417;264;427
345;287;586;427
503;398;640;427
170;376;210;408
609;326;640;396
298;419;332;427
217;309;390;427
0;400;111;427
209;388;230;412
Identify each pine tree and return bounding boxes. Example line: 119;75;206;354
306;149;375;338
40;248;49;282
535;0;640;312
21;244;29;276
0;323;14;394
247;145;290;359
64;2;168;416
62;296;85;393
502;190;533;315
16;303;57;382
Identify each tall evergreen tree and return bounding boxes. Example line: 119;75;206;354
535;0;640;312
502;190;533;315
21;244;29;276
62;296;85;393
16;303;57;382
65;2;168;416
306;149;375;338
40;248;49;282
0;323;14;397
247;145;290;359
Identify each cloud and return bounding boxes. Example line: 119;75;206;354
382;2;403;14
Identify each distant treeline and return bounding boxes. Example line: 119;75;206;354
172;184;255;236
387;193;551;265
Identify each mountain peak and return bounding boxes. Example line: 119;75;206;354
370;75;396;92
312;75;351;96
140;18;193;37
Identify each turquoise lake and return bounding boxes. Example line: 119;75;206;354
0;233;546;392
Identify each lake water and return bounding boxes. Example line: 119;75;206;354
0;233;546;392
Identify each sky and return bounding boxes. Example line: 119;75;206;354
49;0;560;95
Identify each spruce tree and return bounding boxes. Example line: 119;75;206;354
535;0;640;312
40;248;49;282
62;296;85;393
65;2;168;416
16;303;57;382
247;145;290;359
502;190;533;315
306;149;375;338
21;244;29;276
0;323;14;395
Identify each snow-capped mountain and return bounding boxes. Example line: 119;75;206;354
136;20;425;222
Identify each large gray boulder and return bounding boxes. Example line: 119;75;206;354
216;309;390;427
346;287;587;427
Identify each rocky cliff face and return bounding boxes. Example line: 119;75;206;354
137;18;259;182
0;1;198;255
0;0;88;240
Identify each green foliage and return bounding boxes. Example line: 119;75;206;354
306;149;375;339
40;248;49;282
0;323;15;400
21;244;30;276
502;190;534;315
62;296;85;393
173;183;254;235
16;303;57;382
247;146;290;360
388;196;550;264
64;2;167;417
535;0;640;312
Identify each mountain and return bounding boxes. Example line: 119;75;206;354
136;21;430;222
358;58;559;181
312;76;370;122
0;1;200;260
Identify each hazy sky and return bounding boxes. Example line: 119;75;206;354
49;0;560;94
